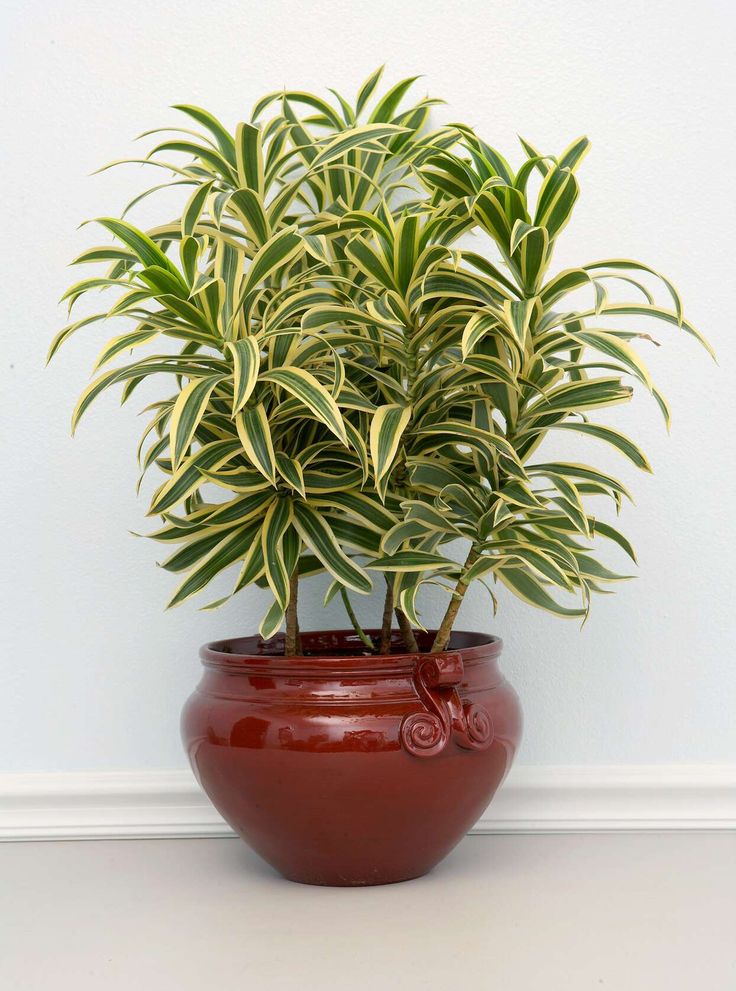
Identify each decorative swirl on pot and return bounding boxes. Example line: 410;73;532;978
460;702;494;750
400;711;448;758
400;652;494;759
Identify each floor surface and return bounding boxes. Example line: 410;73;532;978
1;833;734;990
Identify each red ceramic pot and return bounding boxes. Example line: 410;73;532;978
181;629;522;886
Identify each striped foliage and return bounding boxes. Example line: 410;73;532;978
51;70;711;649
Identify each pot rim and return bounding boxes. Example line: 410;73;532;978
200;629;502;676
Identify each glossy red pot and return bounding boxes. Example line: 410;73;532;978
181;629;522;886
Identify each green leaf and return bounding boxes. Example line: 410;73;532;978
571;329;654;390
368;76;419;122
93;328;160;371
312;490;398;533
461;354;518;389
260;367;347;443
356;65;385;116
572;552;631;583
138;265;190;301
172;104;236;164
534;166;579;239
228;187;270;245
370;404;412;494
599;303;715;360
160;529;227;574
181;180;214;237
490;544;573;589
236;227;304;321
169;373;225;469
235;404;277;485
149;440;240;515
276;453;306;497
497;566;586;617
302;303;398;334
233;531;266;591
71;356;227;433
558;136;591;172
592;520;638;563
472;186;514;247
70;246;137;265
345;236;396;290
393;214;421;293
309;124;406;171
235;121;264;193
166;523;259;608
583;259;682;324
292;502;372;594
225;338;261;414
259;599;285;640
93;217;186;286
48;313;107;363
327;516;382;555
549;422;652;471
368;551;457;573
261;497;293;608
509;219;537;256
524;378;632;420
147;138;236;179
462;312;504;360
200;466;272;494
529;462;632;502
517;224;550;292
414;420;519;466
503;297;536;347
381;520;432;555
205;489;274;528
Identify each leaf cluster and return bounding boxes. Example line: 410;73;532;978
51;68;711;648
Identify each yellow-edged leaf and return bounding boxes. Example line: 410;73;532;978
226;337;261;414
235;403;277;485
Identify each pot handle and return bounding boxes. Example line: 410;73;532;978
400;652;493;758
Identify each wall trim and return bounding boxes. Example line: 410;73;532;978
1;765;734;841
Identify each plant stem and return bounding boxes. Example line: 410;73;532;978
340;588;375;652
379;578;394;654
395;605;419;653
431;546;481;653
285;568;301;656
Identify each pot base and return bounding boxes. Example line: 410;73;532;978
279;868;429;887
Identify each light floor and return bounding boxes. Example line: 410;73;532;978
1;833;734;990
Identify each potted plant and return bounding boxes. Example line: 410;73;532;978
51;69;711;885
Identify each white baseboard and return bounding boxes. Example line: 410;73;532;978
1;765;734;841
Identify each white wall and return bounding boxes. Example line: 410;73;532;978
1;0;734;773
